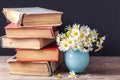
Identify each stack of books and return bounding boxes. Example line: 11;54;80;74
1;7;63;76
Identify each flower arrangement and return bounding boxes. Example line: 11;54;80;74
56;24;106;52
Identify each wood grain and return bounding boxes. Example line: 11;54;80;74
0;56;120;80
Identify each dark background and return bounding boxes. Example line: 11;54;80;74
0;0;120;56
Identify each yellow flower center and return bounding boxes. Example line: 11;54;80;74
63;43;67;47
74;45;78;48
74;32;78;36
80;33;84;38
68;40;72;44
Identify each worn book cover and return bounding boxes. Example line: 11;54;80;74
3;7;63;26
7;55;51;76
7;53;63;76
5;23;57;38
16;42;60;62
1;36;55;49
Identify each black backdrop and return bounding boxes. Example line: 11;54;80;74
0;0;120;56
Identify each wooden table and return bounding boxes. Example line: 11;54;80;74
0;56;120;80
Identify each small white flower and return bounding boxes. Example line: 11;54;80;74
66;37;75;49
99;36;106;45
61;40;69;51
71;29;80;39
68;71;77;79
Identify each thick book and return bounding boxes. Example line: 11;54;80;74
7;54;63;76
16;42;60;62
3;7;63;26
1;36;55;49
5;23;57;38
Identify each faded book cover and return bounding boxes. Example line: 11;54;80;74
7;55;51;76
1;36;55;49
5;23;57;38
16;42;59;62
3;7;63;26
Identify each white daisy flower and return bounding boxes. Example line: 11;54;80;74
99;36;106;45
66;37;75;49
68;71;77;79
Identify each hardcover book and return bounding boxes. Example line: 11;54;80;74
1;36;55;49
16;42;60;62
3;7;63;26
5;23;57;38
7;55;63;76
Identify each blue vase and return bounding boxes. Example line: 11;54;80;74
65;50;90;73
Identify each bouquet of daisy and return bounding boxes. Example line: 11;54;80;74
56;24;106;52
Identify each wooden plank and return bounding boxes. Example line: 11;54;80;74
0;56;120;80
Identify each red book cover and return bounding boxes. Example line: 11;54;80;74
5;23;57;38
16;42;60;62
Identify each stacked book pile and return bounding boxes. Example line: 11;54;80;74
1;7;63;76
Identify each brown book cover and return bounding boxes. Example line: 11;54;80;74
3;7;63;26
5;23;57;38
1;36;55;49
7;55;51;76
7;53;63;76
16;42;60;62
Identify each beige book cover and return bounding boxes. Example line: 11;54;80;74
3;7;63;26
1;36;55;49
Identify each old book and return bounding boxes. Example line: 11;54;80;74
3;7;63;26
7;56;50;76
7;53;63;75
5;23;57;38
16;42;59;62
1;36;55;49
